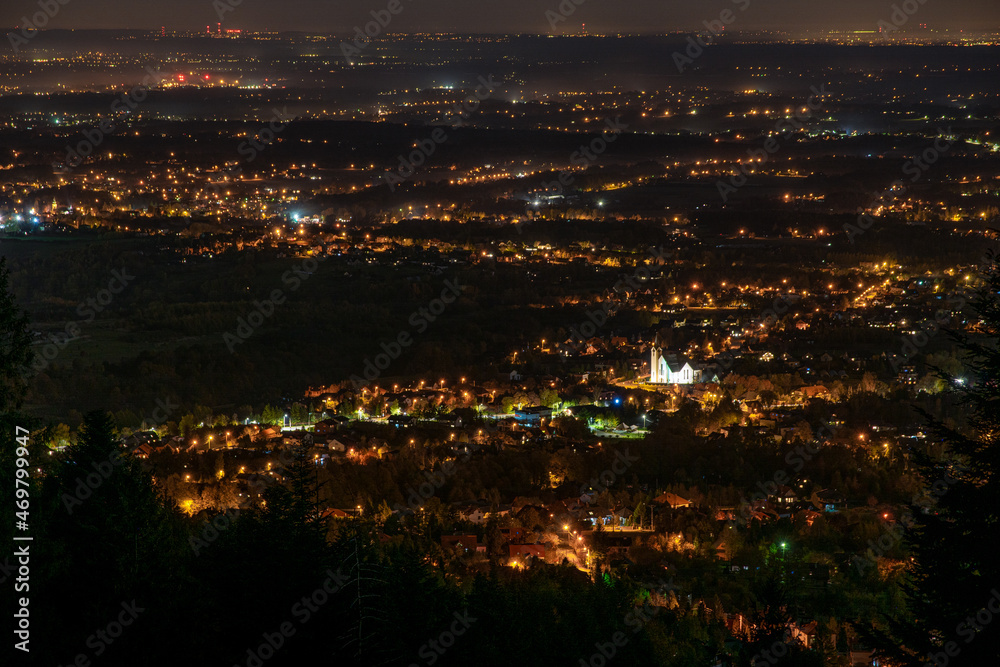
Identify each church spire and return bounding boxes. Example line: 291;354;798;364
650;331;662;383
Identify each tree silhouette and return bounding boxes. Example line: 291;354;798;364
31;411;186;665
0;257;32;412
873;253;1000;665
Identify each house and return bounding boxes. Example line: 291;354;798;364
774;485;797;506
456;505;487;524
324;438;351;452
132;443;154;459
654;492;692;509
329;436;364;453
433;413;463;428
849;649;875;666
897;365;918;386
441;534;482;553
724;613;749;637
314;418;341;435
812;489;845;512
580;506;619;526
713;536;730;560
601;533;635;556
307;446;330;465
500;527;526;543
514;406;553;426
714;507;736;521
597;390;617;403
508;543;545;560
578;338;607;355
787;621;819;648
367;437;390;455
557;496;587;516
387;414;414;428
796;385;831;401
796;508;822;527
123;430;159;448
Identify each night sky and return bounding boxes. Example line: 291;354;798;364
3;0;999;34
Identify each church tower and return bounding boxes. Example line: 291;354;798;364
650;332;662;383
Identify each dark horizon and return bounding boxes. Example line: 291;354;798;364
3;0;1000;36
4;7;1000;667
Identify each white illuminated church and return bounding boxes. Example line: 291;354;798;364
649;333;703;384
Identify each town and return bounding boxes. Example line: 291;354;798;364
3;24;999;667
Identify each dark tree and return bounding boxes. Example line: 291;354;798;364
874;253;1000;665
0;256;32;412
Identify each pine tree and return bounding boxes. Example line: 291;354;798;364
873;253;1000;665
0;256;32;412
32;411;186;664
258;443;326;564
